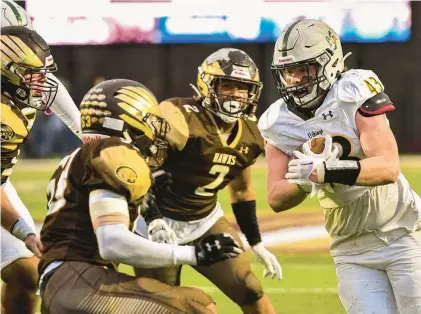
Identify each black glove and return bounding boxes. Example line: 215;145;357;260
151;170;173;195
195;233;243;266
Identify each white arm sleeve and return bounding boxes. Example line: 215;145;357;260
96;224;197;268
49;73;82;137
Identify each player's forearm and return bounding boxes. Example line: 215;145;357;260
1;185;36;241
356;156;400;186
49;73;82;137
232;200;261;246
96;224;197;268
1;186;21;231
267;180;307;212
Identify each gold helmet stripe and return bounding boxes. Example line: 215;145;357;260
119;113;154;140
115;93;152;114
1;36;43;67
116;100;145;120
122;86;158;107
115;87;161;117
1;39;22;61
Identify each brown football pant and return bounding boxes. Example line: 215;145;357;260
40;261;214;314
135;217;264;306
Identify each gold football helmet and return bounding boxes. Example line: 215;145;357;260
80;79;169;168
1;26;58;111
196;48;262;123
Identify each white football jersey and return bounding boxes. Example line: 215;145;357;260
259;69;421;255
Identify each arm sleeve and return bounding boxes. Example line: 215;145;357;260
49;73;82;137
96;224;197;268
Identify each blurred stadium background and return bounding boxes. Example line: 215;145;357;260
11;1;421;313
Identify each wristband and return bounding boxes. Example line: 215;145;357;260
232;200;261;246
318;160;361;186
11;218;35;241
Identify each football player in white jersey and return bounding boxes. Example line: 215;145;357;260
258;19;421;314
1;1;81;313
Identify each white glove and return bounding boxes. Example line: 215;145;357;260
286;151;331;197
301;135;340;161
148;218;178;245
251;242;282;280
286;151;325;184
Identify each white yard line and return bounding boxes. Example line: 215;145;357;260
35;223;329;249
198;286;337;294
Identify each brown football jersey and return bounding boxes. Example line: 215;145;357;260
1;99;37;184
156;97;264;221
39;137;151;273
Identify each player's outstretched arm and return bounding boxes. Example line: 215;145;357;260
265;143;308;212
90;189;242;268
49;73;82;138
354;112;400;185
0;184;42;257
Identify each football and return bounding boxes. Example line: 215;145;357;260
297;137;326;154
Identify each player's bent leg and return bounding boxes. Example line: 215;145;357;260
41;261;215;314
134;264;182;286
1;256;40;314
193;217;275;314
335;260;397;314
387;231;421;314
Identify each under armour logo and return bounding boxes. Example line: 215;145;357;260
239;147;249;154
205;240;221;251
322;111;334;120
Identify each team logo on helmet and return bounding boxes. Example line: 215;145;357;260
326;30;338;51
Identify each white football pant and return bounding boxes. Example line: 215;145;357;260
1;180;36;270
335;230;421;314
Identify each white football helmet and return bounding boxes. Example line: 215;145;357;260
271;19;350;109
1;0;34;30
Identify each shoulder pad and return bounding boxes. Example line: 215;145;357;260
90;141;151;203
258;99;283;133
358;92;395;117
337;69;385;105
160;99;190;151
257;99;288;150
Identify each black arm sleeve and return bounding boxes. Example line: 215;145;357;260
232;200;262;246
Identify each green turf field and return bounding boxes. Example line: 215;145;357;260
11;156;421;222
8;156;421;314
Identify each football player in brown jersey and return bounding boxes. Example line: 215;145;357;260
135;48;282;314
38;78;243;314
1;25;61;314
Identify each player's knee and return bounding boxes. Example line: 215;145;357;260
236;270;264;306
1;258;39;292
181;287;215;313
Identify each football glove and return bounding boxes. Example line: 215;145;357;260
148;218;178;245
251;242;282;280
301;135;340;162
195;233;243;266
